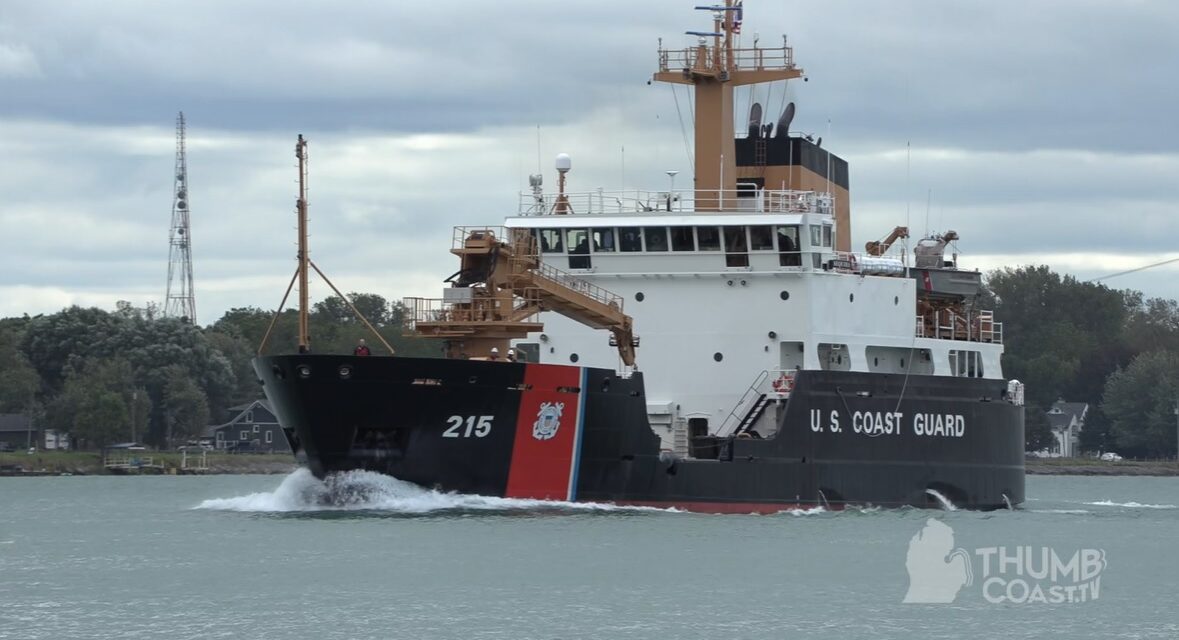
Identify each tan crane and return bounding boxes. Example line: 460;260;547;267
865;226;910;256
405;228;637;366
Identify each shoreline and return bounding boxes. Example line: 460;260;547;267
1025;458;1179;477
0;451;297;476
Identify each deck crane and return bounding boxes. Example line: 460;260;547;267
405;228;637;366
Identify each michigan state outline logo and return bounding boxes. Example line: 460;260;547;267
532;402;564;440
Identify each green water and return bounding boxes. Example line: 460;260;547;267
1;471;1176;639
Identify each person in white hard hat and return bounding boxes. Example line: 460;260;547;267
489;347;500;361
506;349;517;363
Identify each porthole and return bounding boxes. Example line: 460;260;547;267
338;365;353;380
570;353;579;363
873;357;879;367
296;364;312;379
849;293;855;303
635;292;645;302
780;290;790;301
271;364;286;380
713;352;723;362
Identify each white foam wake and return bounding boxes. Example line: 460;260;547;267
194;468;668;514
1084;500;1176;510
925;488;958;511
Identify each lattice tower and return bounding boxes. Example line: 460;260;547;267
164;111;196;322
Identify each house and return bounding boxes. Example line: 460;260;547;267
0;413;36;451
0;414;72;452
203;400;291;453
1047;400;1088;457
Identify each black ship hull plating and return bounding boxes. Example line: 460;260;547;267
254;355;1024;512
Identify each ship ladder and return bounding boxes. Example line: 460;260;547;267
734;394;771;437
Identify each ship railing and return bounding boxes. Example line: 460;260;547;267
403;293;541;328
518;189;833;216
527;260;624;312
716;369;773;438
657;45;795;75
916;309;1004;344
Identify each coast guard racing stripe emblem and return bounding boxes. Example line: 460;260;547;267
505;364;585;500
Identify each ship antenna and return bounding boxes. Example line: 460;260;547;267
905;141;911;236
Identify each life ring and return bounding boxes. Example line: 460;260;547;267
771;372;795;393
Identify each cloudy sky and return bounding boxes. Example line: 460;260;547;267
2;0;1177;325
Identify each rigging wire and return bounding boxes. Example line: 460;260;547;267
1087;257;1179;282
670;84;695;174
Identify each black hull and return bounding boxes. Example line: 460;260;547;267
254;355;1024;512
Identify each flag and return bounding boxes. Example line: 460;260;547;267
732;0;743;34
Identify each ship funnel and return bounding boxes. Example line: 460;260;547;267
774;102;796;139
748;102;763;138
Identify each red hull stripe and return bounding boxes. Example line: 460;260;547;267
504;364;585;501
610;500;840;515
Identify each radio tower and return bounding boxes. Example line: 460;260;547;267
164;111;197;322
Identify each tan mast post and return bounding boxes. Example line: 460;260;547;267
653;0;803;211
296;135;311;353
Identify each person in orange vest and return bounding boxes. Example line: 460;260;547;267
353;338;371;356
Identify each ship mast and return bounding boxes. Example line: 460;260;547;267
296;135;311;352
653;0;803;210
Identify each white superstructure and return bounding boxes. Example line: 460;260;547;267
503;186;1005;447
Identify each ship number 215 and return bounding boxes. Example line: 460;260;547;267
443;415;493;438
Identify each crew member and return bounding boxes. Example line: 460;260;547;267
506;349;517;363
353;338;371;356
489;347;501;361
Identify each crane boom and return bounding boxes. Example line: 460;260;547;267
864;225;909;256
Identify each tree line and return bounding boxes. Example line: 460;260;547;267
2;269;1178;456
0;294;438;450
987;265;1179;457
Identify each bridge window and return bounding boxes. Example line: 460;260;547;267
749;225;774;251
566;228;590;269
822;224;833;247
777;226;801;266
540;229;563;253
723;226;749;267
696;226;721;251
670;227;695;251
619;228;643;252
809;224;822;248
644;227;669;252
592;228;616;252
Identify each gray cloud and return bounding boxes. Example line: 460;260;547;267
2;1;1178;323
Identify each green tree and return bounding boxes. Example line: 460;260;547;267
47;357;137;449
73;390;128;450
161;366;209;448
987;265;1129;407
1102;350;1179;458
0;322;39;413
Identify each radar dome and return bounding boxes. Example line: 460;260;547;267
555;153;572;172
